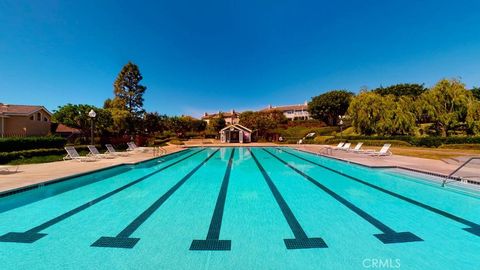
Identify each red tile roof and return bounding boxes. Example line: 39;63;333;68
0;103;52;116
55;124;81;134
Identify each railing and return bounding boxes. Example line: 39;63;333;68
441;157;480;187
153;146;167;157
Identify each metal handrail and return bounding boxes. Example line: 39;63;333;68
442;157;480;187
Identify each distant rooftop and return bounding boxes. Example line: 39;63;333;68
0;103;52;116
260;101;308;112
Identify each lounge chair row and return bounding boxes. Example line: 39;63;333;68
328;142;392;156
64;143;143;162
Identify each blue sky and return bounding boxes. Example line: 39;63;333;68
1;0;480;117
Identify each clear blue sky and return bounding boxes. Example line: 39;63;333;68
1;0;480;117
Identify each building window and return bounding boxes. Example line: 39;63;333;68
30;115;34;120
44;117;48;122
37;113;41;121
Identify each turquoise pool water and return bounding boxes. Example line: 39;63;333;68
0;147;479;269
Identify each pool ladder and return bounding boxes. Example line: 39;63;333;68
441;157;480;187
153;146;167;157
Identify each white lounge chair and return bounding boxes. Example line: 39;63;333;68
337;142;351;151
64;146;96;162
87;145;115;159
367;144;392;156
127;142;149;152
105;144;129;157
349;142;364;153
0;165;18;173
326;142;344;149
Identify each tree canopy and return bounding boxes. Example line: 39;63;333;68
471;87;480;100
308;90;353;125
105;62;147;133
419;79;473;136
239;110;287;138
347;79;480;137
372;83;427;97
52;104;113;134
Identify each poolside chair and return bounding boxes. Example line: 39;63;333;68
349;142;364;153
0;165;18;173
127;142;150;152
337;142;351;151
105;144;129;157
87;145;115;159
367;144;392;157
64;146;96;162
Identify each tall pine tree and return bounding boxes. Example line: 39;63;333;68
107;62;147;133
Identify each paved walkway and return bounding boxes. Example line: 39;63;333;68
0;145;185;193
293;145;480;182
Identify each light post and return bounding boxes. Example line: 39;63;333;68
338;115;345;138
88;109;96;145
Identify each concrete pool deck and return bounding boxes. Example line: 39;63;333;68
0;145;187;193
293;144;480;184
1;143;479;194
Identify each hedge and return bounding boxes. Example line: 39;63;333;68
0;148;65;164
0;136;66;152
327;135;480;148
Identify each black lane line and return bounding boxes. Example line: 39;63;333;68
264;148;422;244
0;148;207;244
91;148;220;249
190;148;235;251
249;148;327;249
280;148;480;238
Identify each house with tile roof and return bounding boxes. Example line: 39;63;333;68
0;103;52;137
260;101;311;120
201;109;239;125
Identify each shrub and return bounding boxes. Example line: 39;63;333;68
0;136;67;152
169;139;184;145
0;148;65;164
313;136;333;144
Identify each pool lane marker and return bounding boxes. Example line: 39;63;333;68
249;148;328;249
91;148;220;249
280;148;480;238
190;148;235;251
0;148;207;244
264;148;423;244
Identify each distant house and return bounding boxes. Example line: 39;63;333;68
260;102;310;120
219;124;252;143
202;110;239;125
55;123;82;138
0;103;52;137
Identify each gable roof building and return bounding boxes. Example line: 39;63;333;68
202;110;239;125
0;103;52;137
260;102;310;120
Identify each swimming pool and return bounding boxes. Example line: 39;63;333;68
0;147;478;269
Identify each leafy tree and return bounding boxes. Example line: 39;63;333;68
419;79;472;137
107;62;147;132
347;92;416;135
471;87;480;100
52;104;113;134
113;62;147;116
239;110;287;138
372;83;427;97
208;116;226;132
466;98;480;135
308;90;353;126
